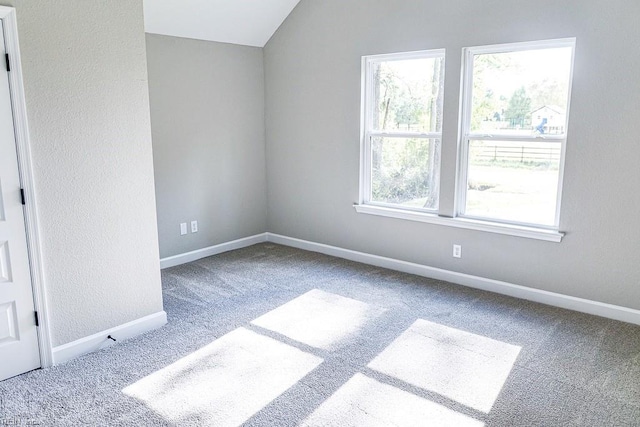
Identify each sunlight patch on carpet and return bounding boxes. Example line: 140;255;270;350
123;327;322;426
368;319;520;413
301;373;484;426
251;289;386;350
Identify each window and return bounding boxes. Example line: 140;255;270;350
360;50;445;212
357;40;575;241
458;39;575;228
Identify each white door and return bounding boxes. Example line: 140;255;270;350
0;19;40;381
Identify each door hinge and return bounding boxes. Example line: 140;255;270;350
5;53;9;72
34;311;39;327
20;188;25;205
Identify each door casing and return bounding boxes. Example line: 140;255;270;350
0;5;52;368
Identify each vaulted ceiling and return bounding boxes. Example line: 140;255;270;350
143;0;301;47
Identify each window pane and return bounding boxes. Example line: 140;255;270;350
470;47;573;135
372;57;444;133
465;140;560;225
371;137;440;210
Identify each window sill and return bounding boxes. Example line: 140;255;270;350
353;204;564;242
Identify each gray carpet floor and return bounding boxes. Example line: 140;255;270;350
1;243;640;426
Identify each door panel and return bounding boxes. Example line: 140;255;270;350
0;19;40;381
0;301;18;344
0;240;11;282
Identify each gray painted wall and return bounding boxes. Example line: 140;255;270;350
146;34;267;259
4;1;163;346
264;0;640;309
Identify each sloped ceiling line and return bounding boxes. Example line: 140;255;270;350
143;0;301;47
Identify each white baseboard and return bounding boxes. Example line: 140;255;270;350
266;233;640;326
52;311;168;365
154;231;640;325
160;233;268;269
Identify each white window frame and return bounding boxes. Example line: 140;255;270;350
456;38;576;230
355;40;574;242
359;49;446;213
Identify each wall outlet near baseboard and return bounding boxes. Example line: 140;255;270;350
191;220;198;233
180;223;188;236
453;244;462;258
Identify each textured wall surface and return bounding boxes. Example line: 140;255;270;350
3;1;164;346
264;0;640;309
146;34;267;259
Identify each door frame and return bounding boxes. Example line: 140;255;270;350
0;6;52;368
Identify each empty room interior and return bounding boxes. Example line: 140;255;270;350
1;0;640;425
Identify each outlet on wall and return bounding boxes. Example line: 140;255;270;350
191;220;198;233
453;244;462;258
180;223;188;236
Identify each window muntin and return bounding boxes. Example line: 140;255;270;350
362;50;445;212
459;40;575;228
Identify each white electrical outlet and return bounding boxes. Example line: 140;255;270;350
180;223;188;236
191;220;198;233
453;244;462;258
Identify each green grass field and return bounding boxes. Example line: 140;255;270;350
398;162;560;226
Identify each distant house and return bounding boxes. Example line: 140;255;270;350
530;105;566;134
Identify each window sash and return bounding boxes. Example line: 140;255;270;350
363;51;446;134
457;136;566;229
363;133;441;212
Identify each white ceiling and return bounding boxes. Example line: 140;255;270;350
143;0;301;48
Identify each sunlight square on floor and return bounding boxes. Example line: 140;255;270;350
251;289;386;350
301;373;484;427
123;327;322;426
368;319;521;413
